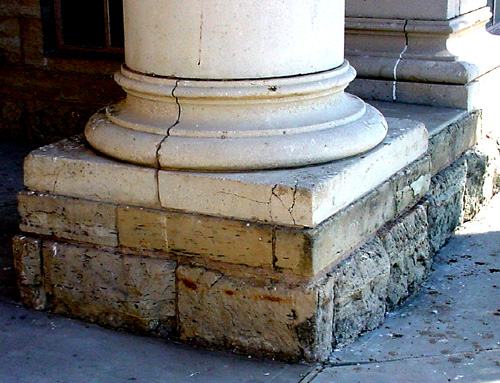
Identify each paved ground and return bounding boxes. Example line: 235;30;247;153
0;142;499;382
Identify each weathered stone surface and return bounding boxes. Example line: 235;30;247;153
331;237;390;347
117;205;273;267
42;241;176;334
463;149;494;221
24;136;159;208
378;205;431;309
12;235;45;309
167;214;273;268
428;112;480;176
18;192;118;246
275;156;430;276
117;206;168;252
177;265;333;362
159;119;427;227
426;159;467;253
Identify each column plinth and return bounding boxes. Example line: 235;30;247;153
85;0;388;171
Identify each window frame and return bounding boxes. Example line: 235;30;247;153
41;0;124;59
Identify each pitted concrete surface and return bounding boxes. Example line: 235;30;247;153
0;142;499;382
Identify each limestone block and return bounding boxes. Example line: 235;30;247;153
12;235;46;309
18;192;118;246
428;113;480;175
42;241;177;334
426;159;467;253
274;156;430;276
177;266;334;362
331;237;390;346
166;213;273;268
117;206;168;251
24;136;159;208
378;205;431;309
463;149;495;221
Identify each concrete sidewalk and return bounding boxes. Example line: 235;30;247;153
0;142;499;382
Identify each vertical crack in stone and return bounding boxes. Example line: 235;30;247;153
271;183;298;225
288;180;299;226
392;19;409;102
197;2;204;66
271;226;278;270
155;79;181;205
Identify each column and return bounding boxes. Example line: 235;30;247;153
85;0;388;171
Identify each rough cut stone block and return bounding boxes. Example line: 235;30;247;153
331;237;390;347
12;235;46;309
274;156;430;276
428;112;479;176
18;191;118;246
426;159;467;253
42;241;177;334
378;205;431;309
463;149;495;221
177;265;334;362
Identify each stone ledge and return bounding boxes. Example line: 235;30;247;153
24;117;427;228
370;102;479;175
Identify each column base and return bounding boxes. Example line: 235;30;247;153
345;7;500;110
85;63;388;171
15;108;498;362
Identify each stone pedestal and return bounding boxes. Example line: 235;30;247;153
345;1;500;114
20;0;494;363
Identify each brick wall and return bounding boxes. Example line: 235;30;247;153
0;0;124;143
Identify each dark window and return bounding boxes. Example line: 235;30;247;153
41;0;124;57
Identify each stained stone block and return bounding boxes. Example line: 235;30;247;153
426;159;467;253
18;191;118;246
378;205;431;309
12;235;45;309
42;241;177;334
331;237;390;346
117;206;168;252
177;265;334;362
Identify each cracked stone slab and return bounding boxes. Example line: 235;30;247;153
23;118;427;227
158;117;427;227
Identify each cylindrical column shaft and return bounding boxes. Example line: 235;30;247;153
124;0;344;79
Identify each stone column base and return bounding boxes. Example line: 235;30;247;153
13;109;499;361
345;7;500;111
